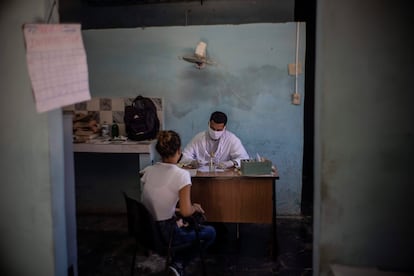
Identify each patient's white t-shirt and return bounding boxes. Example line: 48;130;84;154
141;162;191;221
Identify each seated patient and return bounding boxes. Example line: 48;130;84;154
141;130;216;275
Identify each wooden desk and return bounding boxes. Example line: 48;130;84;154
190;169;279;257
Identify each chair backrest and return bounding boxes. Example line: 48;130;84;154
123;192;207;275
123;192;163;253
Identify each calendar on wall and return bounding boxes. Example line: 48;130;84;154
23;23;91;113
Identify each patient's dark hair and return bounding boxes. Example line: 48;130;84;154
156;130;181;158
210;111;227;125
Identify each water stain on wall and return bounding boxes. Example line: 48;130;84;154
176;64;287;114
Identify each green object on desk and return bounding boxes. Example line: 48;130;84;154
240;159;272;175
111;121;119;138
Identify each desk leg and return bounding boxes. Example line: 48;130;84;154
272;179;278;259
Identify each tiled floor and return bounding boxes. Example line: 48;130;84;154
76;215;313;275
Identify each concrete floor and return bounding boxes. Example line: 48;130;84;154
76;215;312;275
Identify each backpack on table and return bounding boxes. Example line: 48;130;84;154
124;95;160;141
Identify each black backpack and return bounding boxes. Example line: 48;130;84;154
124;95;160;141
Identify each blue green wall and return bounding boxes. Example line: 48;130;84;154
83;23;306;215
0;1;68;275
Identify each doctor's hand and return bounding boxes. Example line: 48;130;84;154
217;160;235;169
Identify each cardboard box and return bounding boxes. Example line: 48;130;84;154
240;159;272;175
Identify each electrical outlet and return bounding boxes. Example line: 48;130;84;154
288;63;302;75
292;93;300;105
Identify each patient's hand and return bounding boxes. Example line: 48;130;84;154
189;160;201;169
180;159;201;169
176;218;189;228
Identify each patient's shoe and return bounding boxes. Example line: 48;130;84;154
168;262;184;276
169;265;180;276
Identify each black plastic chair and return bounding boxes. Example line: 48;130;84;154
122;192;206;276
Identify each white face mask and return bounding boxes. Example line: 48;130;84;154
208;127;225;140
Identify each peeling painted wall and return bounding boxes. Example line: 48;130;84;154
83;23;306;215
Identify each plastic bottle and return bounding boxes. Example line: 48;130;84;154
101;121;109;137
209;152;215;172
111;120;119;138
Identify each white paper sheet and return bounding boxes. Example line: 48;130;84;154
197;166;225;173
23;24;91;113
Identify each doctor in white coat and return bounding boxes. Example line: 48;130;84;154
181;111;249;169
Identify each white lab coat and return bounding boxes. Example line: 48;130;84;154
181;130;249;167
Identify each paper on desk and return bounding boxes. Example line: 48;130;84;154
23;24;91;113
197;166;224;172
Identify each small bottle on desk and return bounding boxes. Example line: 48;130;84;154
209;152;215;172
111;120;119;138
101;121;109;137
